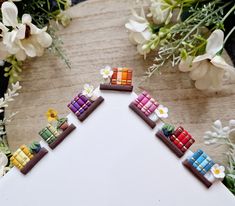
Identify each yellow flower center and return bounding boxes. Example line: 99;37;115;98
104;70;109;75
159;109;164;114
214;169;220;175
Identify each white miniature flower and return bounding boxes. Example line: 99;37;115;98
0;152;8;177
0;2;52;61
211;164;225;179
155;105;168;118
82;84;94;98
179;29;235;90
125;8;152;58
100;66;113;79
148;0;175;25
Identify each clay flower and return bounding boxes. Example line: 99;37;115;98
179;29;235;90
211;164;225;179
100;66;113;79
155;105;168;118
125;8;152;57
0;151;8;177
148;0;175;25
46;109;58;122
1;2;52;61
82;84;94;98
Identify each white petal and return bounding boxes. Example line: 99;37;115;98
128;33;138;45
36;31;53;48
193;53;212;62
178;57;194;72
211;55;235;80
214;120;222;130
0;22;8;34
22;14;32;24
206;30;224;56
15;50;27;61
229;120;235;128
20;40;37;57
0;42;9;60
126;20;148;32
194;71;211;90
208;66;224;90
16;24;26;39
189;61;209;80
0;152;8;167
1;2;18;27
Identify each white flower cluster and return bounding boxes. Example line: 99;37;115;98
125;0;177;58
0;2;53;61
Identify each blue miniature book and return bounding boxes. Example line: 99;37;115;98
188;149;203;164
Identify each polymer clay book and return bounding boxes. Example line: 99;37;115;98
100;66;133;92
183;149;220;188
68;84;104;122
156;125;195;158
39;111;76;149
129;91;168;128
10;142;48;175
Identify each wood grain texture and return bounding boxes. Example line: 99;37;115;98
5;0;235;165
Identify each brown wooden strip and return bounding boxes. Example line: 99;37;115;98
100;84;133;92
156;131;184;158
49;124;76;149
182;159;212;188
20;147;48;175
129;102;156;129
77;96;104;122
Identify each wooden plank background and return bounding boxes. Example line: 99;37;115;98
5;0;235;165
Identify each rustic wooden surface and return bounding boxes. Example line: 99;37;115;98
5;0;235;165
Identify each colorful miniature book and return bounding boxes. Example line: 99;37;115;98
39;109;76;149
156;125;195;157
183;149;218;188
10;142;48;175
100;66;133;92
68;84;104;122
129;91;168;128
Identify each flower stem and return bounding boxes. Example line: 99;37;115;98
224;26;235;45
221;3;235;22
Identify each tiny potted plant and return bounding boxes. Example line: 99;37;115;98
46;109;69;131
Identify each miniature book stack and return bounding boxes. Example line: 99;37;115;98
39;122;76;150
156;126;195;157
68;93;104;122
10;143;48;175
129;91;160;128
100;68;133;92
183;149;216;188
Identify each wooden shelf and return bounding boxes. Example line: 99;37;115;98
156;131;184;158
20;147;48;175
129;102;156;129
183;159;212;188
100;84;133;92
49;124;76;150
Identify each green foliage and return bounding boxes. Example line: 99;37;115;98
146;0;234;77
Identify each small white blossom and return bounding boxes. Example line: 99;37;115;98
82;84;94;98
125;8;153;58
148;0;176;25
155;105;168;118
211;164;225;179
100;66;113;79
179;30;235;90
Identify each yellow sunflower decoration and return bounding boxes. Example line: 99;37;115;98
46;109;58;122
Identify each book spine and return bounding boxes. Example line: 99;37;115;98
10;156;24;170
181;138;195;152
134;92;145;106
188;149;203;164
111;68;117;85
39;127;56;144
173;130;188;146
192;152;208;168
169;126;184;142
196;156;211;173
13;149;30;166
20;145;34;159
121;68;128;85
47;124;59;137
126;69;132;85
201;160;215;175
